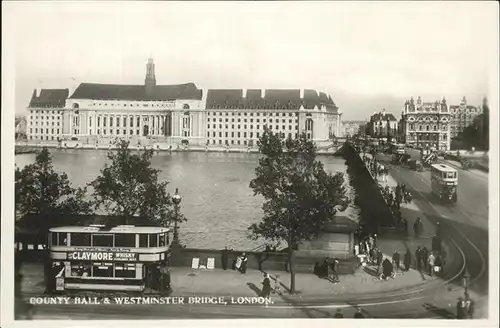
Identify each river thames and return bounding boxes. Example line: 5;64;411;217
15;149;358;250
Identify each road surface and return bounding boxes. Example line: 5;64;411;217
375;153;489;298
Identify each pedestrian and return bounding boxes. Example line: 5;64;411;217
434;255;443;276
240;253;248;274
464;293;474;319
403;218;409;235
376;249;383;273
330;258;340;283
333;309;344;318
354;307;365;318
456;297;467;319
260;273;271;298
235;255;242;272
428;252;436;276
422;247;430;273
368;246;375;265
221;247;229;270
368;235;375;249
404;249;411;271
415;247;422;271
373;234;378;248
392;250;401;272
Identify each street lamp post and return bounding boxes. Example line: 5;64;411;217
171;188;182;246
462;268;470;298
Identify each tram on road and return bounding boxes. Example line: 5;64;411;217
48;225;172;293
430;164;458;203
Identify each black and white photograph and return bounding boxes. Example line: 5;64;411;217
1;1;499;326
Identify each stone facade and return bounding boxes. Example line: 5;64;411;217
26;59;342;148
449;96;482;138
398;96;451;151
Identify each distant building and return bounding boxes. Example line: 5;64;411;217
449;96;482;138
15;117;27;138
26;59;342;148
341;121;364;137
399;96;451;150
366;109;398;139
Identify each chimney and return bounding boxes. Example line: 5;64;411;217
300;89;304;99
242;89;247;98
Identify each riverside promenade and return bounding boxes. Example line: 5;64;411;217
15;140;340;155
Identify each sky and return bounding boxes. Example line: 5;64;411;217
5;1;498;120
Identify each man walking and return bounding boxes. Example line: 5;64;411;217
465;293;474;319
392;250;401;272
376;249;383;274
404;250;412;271
428;252;436;276
422;247;430;273
456;298;467;319
329;258;340;283
415;247;422;271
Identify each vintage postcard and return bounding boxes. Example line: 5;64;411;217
1;1;499;328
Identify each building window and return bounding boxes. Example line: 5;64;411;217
103;117;107;127
136;129;139;135
238;132;241;138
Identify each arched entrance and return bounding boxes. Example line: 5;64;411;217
143;125;149;136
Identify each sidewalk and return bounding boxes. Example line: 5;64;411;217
19;262;438;304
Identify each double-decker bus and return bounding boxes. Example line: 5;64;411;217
48;225;171;293
430;164;458;203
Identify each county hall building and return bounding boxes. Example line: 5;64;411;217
26;59;342;149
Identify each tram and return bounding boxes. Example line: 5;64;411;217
48;224;172;293
430;164;458;203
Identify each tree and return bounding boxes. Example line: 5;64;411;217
89;139;184;230
248;128;348;293
15;147;93;232
482;97;489;151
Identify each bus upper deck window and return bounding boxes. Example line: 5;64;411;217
51;232;68;246
139;234;148;247
71;233;91;246
159;233;166;247
92;234;113;247
115;233;136;247
149;234;158;247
